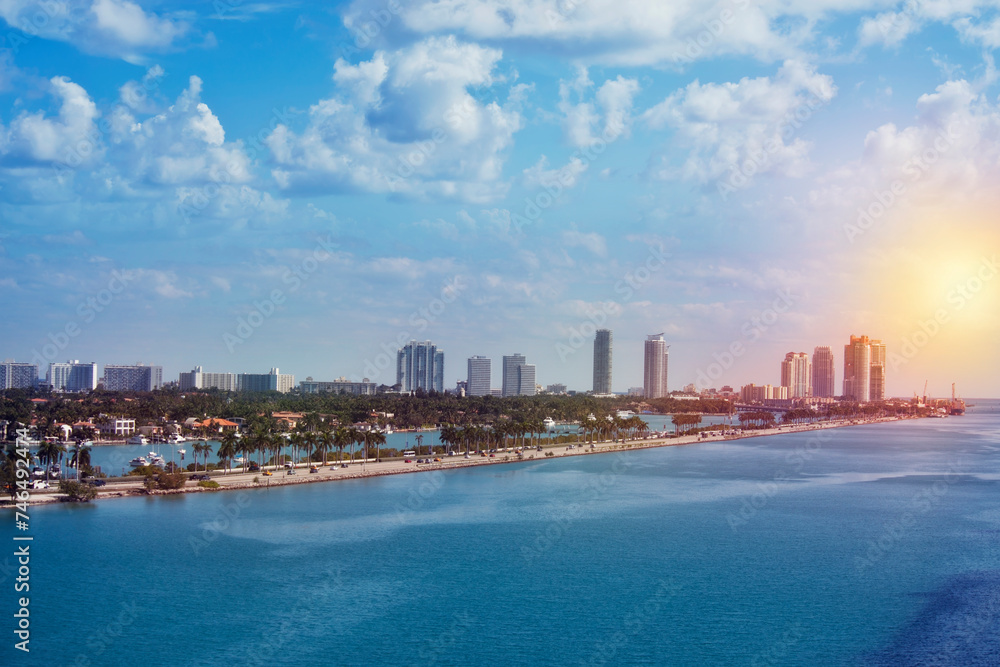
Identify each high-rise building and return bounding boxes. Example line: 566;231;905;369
843;335;871;402
47;361;97;392
179;367;240;391
103;364;163;392
780;352;811;398
0;362;37;389
467;356;491;396
299;377;376;395
593;329;613;395
397;341;444;393
869;339;886;401
502;354;536;396
643;334;669;399
238;368;295;393
811;347;835;398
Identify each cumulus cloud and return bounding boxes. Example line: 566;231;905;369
0;76;100;166
558;68;640;148
642;60;837;183
562;229;607;257
266;36;524;202
0;0;192;62
522;155;588;189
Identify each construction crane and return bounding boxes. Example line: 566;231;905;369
923;380;928;406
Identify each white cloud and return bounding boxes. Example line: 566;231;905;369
0;0;191;61
562;229;607;257
642;60;836;183
557;68;640;148
266;36;524;202
522;155;588;189
0;76;100;165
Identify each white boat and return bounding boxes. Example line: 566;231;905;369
543;417;557;431
167;434;185;444
129;456;149;467
147;452;166;467
126;435;148;445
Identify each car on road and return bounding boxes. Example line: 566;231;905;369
434;457;442;462
247;463;260;472
404;459;413;463
262;470;273;476
30;480;49;489
286;469;296;475
191;474;211;481
309;466;319;473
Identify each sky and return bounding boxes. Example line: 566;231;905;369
0;0;998;399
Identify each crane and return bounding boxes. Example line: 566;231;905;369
923;380;928;406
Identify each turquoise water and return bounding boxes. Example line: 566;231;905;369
3;402;998;665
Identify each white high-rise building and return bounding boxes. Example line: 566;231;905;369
467;356;491;396
397;341;444;393
502;354;536;396
593;329;613;395
811;347;835;398
0;362;37;389
179;366;240;391
104;364;163;391
47;361;97;393
780;352;811;398
643;334;669;399
869;340;886;401
843;335;872;402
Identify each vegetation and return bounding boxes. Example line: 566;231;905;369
58;480;98;502
144;472;186;491
197;480;220;489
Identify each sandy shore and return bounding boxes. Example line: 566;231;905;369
4;416;911;507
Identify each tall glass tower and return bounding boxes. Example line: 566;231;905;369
593;329;612;395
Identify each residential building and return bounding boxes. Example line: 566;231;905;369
643;334;669;398
103;364;163;392
844;335;884;402
467;356;491;396
811;347;835;398
0;362;37;389
869;339;886;401
47;361;97;393
98;416;136;436
780;352;811;398
299;377;376;395
502;354;536;396
178;366;239;392
238;368;295;393
593;329;613;394
546;383;568;394
397;341;444;393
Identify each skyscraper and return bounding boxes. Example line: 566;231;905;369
397;341;444;393
643;334;669;399
593;329;613;395
0;362;37;389
811;346;835;398
467;356;491;396
780;352;811;398
843;335;871;402
869;339;886;401
104;364;163;391
502;354;536;396
47;361;97;392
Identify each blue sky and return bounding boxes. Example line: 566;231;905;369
1;0;999;398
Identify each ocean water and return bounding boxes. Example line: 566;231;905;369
3;402;998;665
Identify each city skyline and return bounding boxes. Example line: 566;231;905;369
0;2;998;398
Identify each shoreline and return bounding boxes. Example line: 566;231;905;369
3;416;914;507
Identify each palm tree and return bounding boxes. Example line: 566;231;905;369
201;441;214;472
415;434;425;456
333;426;350;464
68;442;91;480
217;431;239;474
290;431;307;468
37;440;61;483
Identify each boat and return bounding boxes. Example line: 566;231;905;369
147;452;166;467
126;435;148;445
129;456;149;467
167;434;185;444
543;417;557;431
